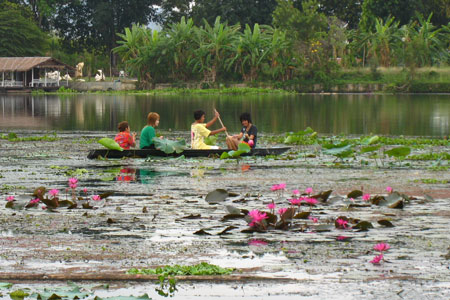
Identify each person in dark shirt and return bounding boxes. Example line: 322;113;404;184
226;112;257;150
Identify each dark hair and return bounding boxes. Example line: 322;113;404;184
194;110;205;121
239;112;252;123
118;121;129;132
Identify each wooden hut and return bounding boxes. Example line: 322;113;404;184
0;57;73;90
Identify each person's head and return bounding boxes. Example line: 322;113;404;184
194;110;206;122
118;121;130;132
240;112;252;126
147;112;160;127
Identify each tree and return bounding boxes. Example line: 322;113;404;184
52;0;160;67
190;17;240;83
317;0;362;29
0;6;48;56
272;0;327;43
360;0;424;32
229;23;273;81
160;0;278;29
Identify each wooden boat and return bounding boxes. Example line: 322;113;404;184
87;147;291;159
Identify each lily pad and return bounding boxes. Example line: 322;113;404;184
384;146;411;158
347;190;363;199
98;138;123;151
205;189;228;204
378;219;395;227
217;226;237;235
311;190;332;202
313;224;333;232
353;221;374;231
194;229;211;235
225;205;241;215
222;214;245;220
152;138;186;154
293;211;311;219
0;282;12;289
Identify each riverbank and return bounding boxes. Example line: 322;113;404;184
24;67;450;94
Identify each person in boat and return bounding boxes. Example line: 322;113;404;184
226;112;257;150
140;112;163;149
115;121;136;150
191;110;227;149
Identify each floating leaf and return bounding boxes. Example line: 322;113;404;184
194;229;211;235
222;214;245;220
217;226;237;235
10;289;29;300
384;146;411;158
312;190;332;202
347;190;363;199
99;191;114;199
353;221;374;231
205;189;228;204
179;214;201;220
98;138;123;151
313;225;333;232
0;282;13;289
361;145;381;153
152;138;186;154
264;212;277;225
388;200;404;209
361;135;379;145
371;195;386;205
58;200;74;207
322;143;353;158
225;205;241;215
280;207;295;220
204;135;217;146
378;219;395;227
293;211;311;219
106;218;116;224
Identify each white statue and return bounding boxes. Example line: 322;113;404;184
95;69;105;81
75;62;84;78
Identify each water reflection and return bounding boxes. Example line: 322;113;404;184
1;93;449;136
108;166;189;184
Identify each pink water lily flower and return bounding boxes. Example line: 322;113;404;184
292;189;300;195
386;186;393;193
336;235;349;241
373;243;390;252
92;195;101;201
49;189;59;197
30;198;40;204
248;239;268;246
267;202;276;210
305;187;313;194
248;209;268;227
308;216;318;223
336;218;348;229
370;254;384;264
69;178;78;189
305;197;318;205
271;183;286;191
278;208;288;215
362;193;371;201
6;196;15;202
289;198;302;205
83;188;88;193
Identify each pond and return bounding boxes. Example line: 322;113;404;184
1;93;449;136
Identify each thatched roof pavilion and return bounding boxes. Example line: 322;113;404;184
0;57;73;89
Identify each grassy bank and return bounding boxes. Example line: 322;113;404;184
32;67;450;95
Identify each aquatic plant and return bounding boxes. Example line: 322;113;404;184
220;142;251;159
370;243;390;264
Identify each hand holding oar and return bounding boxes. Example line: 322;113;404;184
214;109;230;137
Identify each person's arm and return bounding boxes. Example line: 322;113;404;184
210;127;226;135
206;111;220;128
234;132;244;139
130;132;137;147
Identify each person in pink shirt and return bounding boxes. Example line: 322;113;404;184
114;121;136;149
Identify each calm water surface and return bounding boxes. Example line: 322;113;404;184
0;93;449;136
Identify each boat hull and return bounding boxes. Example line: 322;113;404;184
87;147;290;159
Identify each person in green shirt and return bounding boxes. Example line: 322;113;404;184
140;112;162;149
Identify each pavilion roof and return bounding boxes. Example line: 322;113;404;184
0;57;74;72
